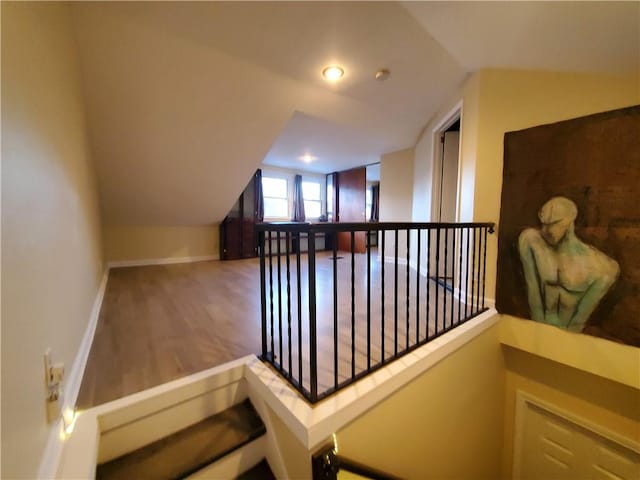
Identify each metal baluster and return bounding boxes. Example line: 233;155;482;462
259;230;267;358
296;232;302;385
465;227;470;319
443;227;448;330
285;232;292;377
333;231;338;388
406;229;410;349
476;227;482;314
394;229;399;356
308;232;318;401
351;231;356;378
450;227;456;327
268;231;274;358
458;227;463;325
435;226;440;335
471;227;477;316
426;228;431;340
366;228;371;371
416;229;421;343
482;227;489;309
277;232;283;364
381;231;386;362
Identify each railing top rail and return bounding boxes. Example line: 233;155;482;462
255;221;495;233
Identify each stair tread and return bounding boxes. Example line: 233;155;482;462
97;399;266;480
236;460;276;480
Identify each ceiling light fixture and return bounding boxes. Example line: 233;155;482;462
299;153;317;164
322;65;344;81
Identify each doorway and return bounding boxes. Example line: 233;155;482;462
431;109;461;290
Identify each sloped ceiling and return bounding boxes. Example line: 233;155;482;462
72;2;464;226
71;2;639;227
403;1;640;74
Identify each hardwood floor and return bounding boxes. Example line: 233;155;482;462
77;250;481;408
77;258;263;408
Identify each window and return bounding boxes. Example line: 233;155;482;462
262;176;288;218
366;187;372;221
302;181;321;219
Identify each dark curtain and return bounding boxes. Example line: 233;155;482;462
292;174;306;222
370;184;379;222
255;169;264;222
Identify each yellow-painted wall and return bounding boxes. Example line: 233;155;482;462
336;324;505;479
502;347;640;478
1;3;104;477
103;225;220;263
380;148;415;258
410;68;640;479
474;69;640;300
380;148;415;222
469;71;640;476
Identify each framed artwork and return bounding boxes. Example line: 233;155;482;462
496;105;640;346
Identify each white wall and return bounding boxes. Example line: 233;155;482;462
1;3;104;478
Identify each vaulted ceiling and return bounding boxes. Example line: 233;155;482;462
70;1;639;226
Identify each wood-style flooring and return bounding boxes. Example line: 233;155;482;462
78;250;482;408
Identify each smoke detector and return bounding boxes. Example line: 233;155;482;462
375;69;391;81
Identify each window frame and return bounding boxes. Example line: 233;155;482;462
262;175;290;220
302;179;322;220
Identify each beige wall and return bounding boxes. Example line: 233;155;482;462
380;148;414;259
474;69;640;301
380;148;415;222
410;69;640;476
413;70;639;300
1;3;104;478
103;225;219;263
336;324;505;479
501;319;640;477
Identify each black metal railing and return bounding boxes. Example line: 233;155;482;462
312;443;399;480
256;222;495;404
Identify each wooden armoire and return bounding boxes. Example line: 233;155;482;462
220;170;261;260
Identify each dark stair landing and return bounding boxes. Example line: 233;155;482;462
236;459;276;480
97;399;266;480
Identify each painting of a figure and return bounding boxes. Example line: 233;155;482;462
496;105;640;346
518;196;619;331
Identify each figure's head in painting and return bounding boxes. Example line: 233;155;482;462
538;196;577;246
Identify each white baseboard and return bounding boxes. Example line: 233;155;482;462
107;255;219;269
38;268;109;479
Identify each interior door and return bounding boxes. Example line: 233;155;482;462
433;131;459;285
439;131;459;223
337;167;366;253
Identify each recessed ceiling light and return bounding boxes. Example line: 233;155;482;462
322;65;344;81
299;153;317;163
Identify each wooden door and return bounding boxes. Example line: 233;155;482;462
337;167;366;253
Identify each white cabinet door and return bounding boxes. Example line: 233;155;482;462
515;395;640;480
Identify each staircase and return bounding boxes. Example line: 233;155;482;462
96;399;275;479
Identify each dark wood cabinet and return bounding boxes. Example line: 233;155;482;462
336;167;366;253
220;171;260;260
